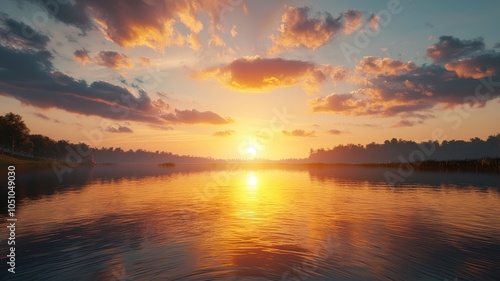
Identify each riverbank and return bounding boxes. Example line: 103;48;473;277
0;154;96;166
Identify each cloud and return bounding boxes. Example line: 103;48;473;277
426;36;485;63
268;7;376;54
140;57;152;66
105;125;133;133
192;57;347;93
356;56;416;76
0;17;50;50
74;49;91;65
96;51;134;69
213;130;235;137
161;109;233;125
311;92;370;114
368;14;380;31
28;0;238;51
392;120;423;128
327;129;343;135
332;122;381;128
27;0;93;32
311;61;500;117
268;7;342;54
186;33;202;50
444;52;500;79
282;129;315;137
343;10;365;35
312;38;500;118
0;45;232;126
32;112;50;120
231;25;238;37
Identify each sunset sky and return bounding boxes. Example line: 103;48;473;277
1;0;499;159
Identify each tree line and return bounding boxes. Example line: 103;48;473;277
309;135;500;164
0;112;215;164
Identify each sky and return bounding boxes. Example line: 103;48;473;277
0;0;499;160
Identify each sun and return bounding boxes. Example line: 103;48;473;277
247;145;258;157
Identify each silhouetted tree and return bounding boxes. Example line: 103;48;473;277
0;112;31;155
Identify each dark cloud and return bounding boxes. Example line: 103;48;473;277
0;16;50;49
0;46;232;125
494;43;500;49
96;51;133;69
426;36;485;63
74;49;91;65
27;0;92;32
106;126;133;133
282;129;316;137
445;52;500;79
213;130;235;137
312;57;500;116
356;56;416;76
65;33;79;43
161;109;233;125
32;112;50;120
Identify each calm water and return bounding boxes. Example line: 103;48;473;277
1;164;500;281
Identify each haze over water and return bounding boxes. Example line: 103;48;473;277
1;164;500;281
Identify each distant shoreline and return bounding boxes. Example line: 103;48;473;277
2;154;498;174
210;159;500;173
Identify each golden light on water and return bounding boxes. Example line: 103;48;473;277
247;172;258;189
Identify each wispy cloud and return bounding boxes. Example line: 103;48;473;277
282;129;316;137
0;16;50;50
213;130;235;137
106;125;133;133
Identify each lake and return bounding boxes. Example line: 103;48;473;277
1;164;500;280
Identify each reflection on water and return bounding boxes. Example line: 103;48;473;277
1;164;500;280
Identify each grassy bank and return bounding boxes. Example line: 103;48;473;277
0;154;50;165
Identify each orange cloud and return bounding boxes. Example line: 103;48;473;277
343;10;364;35
186;33;202;50
368;14;380;32
61;0;244;52
269;7;342;54
356;56;416;76
74;49;91;65
192;57;347;93
231;25;238;37
268;7;375;54
426;36;484;63
96;51;134;69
